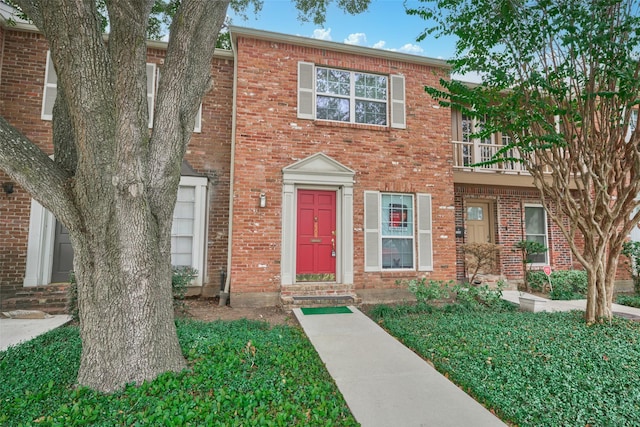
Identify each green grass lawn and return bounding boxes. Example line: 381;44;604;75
0;319;358;426
369;306;640;427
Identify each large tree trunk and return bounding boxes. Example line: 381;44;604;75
0;0;229;392
74;203;185;391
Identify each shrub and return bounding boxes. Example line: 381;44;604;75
404;278;512;312
616;294;640;308
461;242;500;284
406;278;452;304
528;269;587;300
450;281;512;311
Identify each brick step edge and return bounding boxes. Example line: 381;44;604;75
281;294;362;310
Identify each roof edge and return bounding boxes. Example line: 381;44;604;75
229;25;451;70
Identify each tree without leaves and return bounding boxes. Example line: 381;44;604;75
0;0;370;392
409;0;640;323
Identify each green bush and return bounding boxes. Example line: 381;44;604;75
172;266;197;311
616;294;640;308
528;269;587;300
403;278;511;312
0;320;357;426
377;307;640;426
406;278;452;303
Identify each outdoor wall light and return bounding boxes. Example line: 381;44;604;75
2;182;14;195
259;193;267;208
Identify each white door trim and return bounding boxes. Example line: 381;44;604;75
24;199;56;287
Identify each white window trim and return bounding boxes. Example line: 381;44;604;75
174;176;208;286
41;51;56;121
379;193;415;271
524;203;549;266
364;191;433;272
315;66;389;127
298;61;406;129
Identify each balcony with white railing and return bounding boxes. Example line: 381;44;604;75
452;140;528;174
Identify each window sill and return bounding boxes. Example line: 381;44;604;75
313;120;391;132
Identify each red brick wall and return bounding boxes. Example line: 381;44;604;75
454;184;574;281
0;30;51;298
230;35;457;295
0;28;233;305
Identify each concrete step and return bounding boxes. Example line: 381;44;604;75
281;293;361;310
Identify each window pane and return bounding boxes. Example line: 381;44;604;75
382;238;413;269
177;186;195;202
467;206;483;221
355;100;387;125
355;73;387;100
525;206;545;235
462;115;472;142
317;96;350;122
381;194;413;236
316;68;350;96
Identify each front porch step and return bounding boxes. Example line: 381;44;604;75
281;294;361;310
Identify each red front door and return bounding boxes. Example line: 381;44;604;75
296;189;336;282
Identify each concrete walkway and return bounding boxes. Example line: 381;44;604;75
0;315;72;352
293;307;506;427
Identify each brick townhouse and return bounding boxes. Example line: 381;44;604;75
1;7;586;312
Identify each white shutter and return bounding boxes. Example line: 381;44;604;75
194;103;202;133
364;191;381;272
417;193;433;271
297;61;315;119
146;63;156;128
41;51;57;121
390;74;406;129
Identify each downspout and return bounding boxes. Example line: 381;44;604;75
219;31;239;306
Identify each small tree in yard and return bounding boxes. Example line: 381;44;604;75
515;240;548;292
0;0;371;392
461;242;500;285
409;0;640;323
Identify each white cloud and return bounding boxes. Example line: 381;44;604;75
312;28;332;41
398;43;424;55
373;40;386;49
344;32;367;46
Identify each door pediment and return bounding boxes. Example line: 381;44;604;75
283;153;355;186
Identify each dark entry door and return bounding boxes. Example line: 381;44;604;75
51;221;74;282
296;189;336;282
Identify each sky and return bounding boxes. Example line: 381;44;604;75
227;0;459;61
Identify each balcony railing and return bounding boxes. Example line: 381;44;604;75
452;140;528;174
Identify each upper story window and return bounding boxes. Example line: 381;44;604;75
41;51;202;132
315;68;388;126
298;62;406;129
